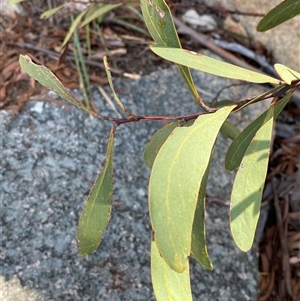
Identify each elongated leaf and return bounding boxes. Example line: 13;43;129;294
215;99;237;107
141;0;179;47
80;4;103;25
191;156;213;270
80;3;122;27
19;55;96;116
144;121;180;168
274;63;300;85
149;106;235;272
61;9;90;49
151;47;281;84
144;120;196;169
230;106;274;252
151;240;192;301
40;4;65;19
7;0;25;7
257;0;300;32
220;120;240;140
77;127;115;256
225;92;292;171
141;0;200;102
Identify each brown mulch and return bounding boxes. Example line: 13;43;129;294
259;103;300;301
0;3;169;114
1;2;299;300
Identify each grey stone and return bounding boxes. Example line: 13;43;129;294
1;66;270;300
203;0;300;71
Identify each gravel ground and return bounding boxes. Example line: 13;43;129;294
1;67;268;300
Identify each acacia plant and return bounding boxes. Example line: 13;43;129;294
19;0;300;299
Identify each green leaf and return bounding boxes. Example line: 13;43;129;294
144;120;196;169
215;99;237;107
140;0;200;102
149;106;235;272
151;47;281;84
80;3;122;28
80;4;102;25
151;240;193;301
61;9;90;49
40;4;65;19
220;120;240;140
7;0;25;7
19;55;96;116
77;127;115;256
274;63;300;85
191;156;213;270
141;0;180;47
257;0;300;32
225;92;292;171
230;106;274;252
144;121;180;169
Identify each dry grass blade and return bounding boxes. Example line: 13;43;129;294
97;86;122;118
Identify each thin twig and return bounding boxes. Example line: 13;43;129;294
98;111;206;126
210;83;250;104
234;81;300;111
74;80;298;125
